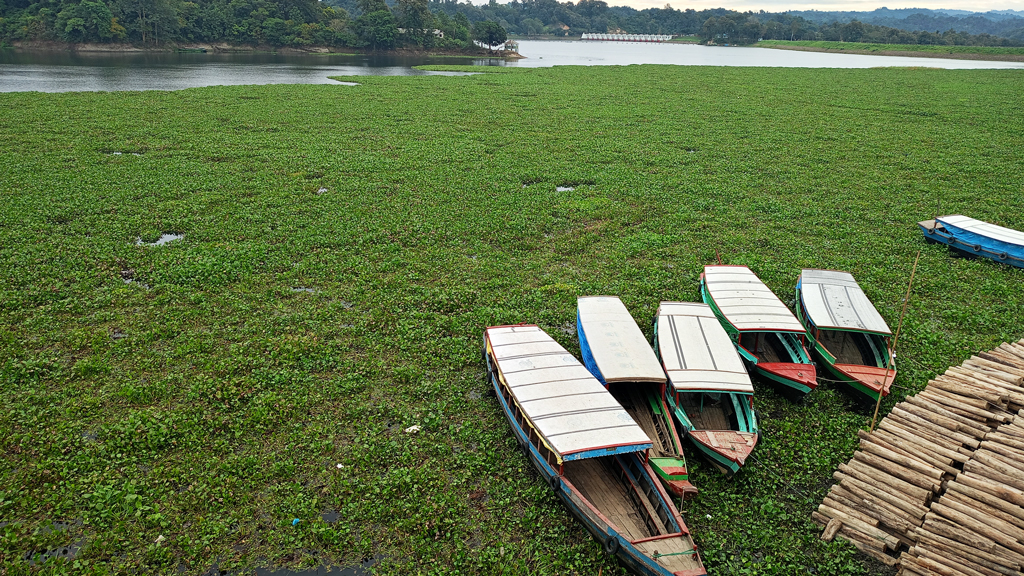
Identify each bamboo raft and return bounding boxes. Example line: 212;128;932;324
813;339;1024;574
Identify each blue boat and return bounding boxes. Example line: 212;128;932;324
576;296;697;499
919;215;1024;268
484;324;706;576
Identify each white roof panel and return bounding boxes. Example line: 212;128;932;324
485;325;652;459
938;215;1024;246
577;296;666;384
703;266;804;333
799;269;891;335
655;303;754;394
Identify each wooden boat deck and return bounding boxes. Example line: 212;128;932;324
818;330;883;367
634;536;702;574
563;458;655;542
611;385;676;458
739;332;788;363
678;392;732;431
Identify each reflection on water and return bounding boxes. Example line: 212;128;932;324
0;50;496;92
2;41;1022;93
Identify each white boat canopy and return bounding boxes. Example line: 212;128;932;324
703;265;805;333
799;269;892;335
655;303;754;394
577;296;666;385
485;325;652;462
938;215;1024;247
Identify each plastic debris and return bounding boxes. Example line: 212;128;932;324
404;425;421;434
155;535;165;544
336;463;344;469
706;514;712;519
292;519;301;526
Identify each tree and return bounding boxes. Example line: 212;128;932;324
356;0;388;16
472;19;505;48
396;0;433;46
357;9;396;49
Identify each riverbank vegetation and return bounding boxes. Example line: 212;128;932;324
701;15;1024;46
4;0;1023;50
0;0;507;52
759;40;1024;59
2;65;1023;575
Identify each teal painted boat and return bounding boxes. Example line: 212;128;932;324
653;302;758;475
700;265;817;395
795;269;895;403
577;296;697;499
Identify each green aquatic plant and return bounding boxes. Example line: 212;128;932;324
0;65;1022;575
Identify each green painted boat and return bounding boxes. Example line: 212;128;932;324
795;269;895;403
653;302;758;475
700;265;817;395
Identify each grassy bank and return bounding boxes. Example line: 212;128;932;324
1;65;1023;575
758;40;1024;61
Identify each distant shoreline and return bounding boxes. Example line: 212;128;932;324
759;43;1024;63
6;40;524;59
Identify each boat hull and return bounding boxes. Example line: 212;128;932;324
795;282;895;404
817;357;894;402
649;457;698;499
664;394;758;475
919;219;1024;268
486;356;705;576
752;362;817;394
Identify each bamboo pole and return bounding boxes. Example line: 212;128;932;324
915;529;1020;574
870;250;919;431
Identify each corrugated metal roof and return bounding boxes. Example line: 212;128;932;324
577;296;666;385
485;325;652;460
799;269;891;335
703;266;804;333
655;303;754;394
938;215;1024;246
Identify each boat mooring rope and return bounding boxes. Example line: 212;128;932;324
652;550;698;558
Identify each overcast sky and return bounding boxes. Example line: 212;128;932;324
471;0;1024;13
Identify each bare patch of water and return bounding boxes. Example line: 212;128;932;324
556;186;574;192
292;287;317;293
136;233;184;246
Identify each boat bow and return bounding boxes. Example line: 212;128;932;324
688;430;758;466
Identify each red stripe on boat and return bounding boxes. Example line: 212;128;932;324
758;362;817;390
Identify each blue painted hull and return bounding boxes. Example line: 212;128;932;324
486;355;705;576
920;220;1024;268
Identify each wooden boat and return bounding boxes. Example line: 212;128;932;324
576;296;697;499
919;215;1024;269
484;325;706;576
699;265;817;395
794;269;895;402
653;302;758;475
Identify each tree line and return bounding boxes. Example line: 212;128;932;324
426;0;1023;46
2;0;1021;49
0;0;506;49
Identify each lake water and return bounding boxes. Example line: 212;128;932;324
2;39;1022;92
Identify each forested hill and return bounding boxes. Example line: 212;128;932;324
407;0;1024;44
2;0;1023;48
0;0;503;50
789;7;1024;39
